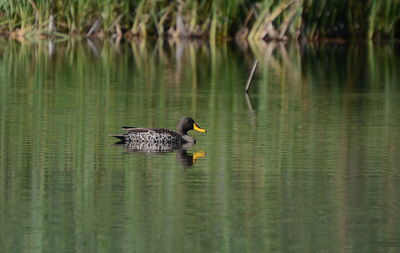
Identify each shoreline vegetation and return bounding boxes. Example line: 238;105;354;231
0;0;400;41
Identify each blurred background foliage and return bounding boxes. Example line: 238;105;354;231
0;0;400;40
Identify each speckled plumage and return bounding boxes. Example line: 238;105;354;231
124;138;185;152
123;128;185;145
111;117;206;150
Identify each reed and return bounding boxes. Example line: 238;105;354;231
0;0;399;40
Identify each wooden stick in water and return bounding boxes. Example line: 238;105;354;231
87;19;102;37
245;60;258;93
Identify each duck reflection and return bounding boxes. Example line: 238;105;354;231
114;142;206;169
175;149;206;169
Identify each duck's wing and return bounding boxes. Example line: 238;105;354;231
124;128;154;133
111;128;151;143
123;128;176;134
111;128;145;141
129;128;183;141
122;126;137;131
112;128;182;144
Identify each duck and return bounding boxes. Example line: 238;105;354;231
111;117;206;146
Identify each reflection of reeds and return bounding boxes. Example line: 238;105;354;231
0;39;398;94
1;0;400;40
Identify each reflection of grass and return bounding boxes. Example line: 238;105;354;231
1;0;400;40
0;39;398;95
0;39;399;154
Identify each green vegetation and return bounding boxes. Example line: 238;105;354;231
0;0;400;40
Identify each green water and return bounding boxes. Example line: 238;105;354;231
0;40;399;252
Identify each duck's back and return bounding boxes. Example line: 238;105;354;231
121;128;184;144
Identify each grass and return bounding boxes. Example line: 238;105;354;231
0;0;400;40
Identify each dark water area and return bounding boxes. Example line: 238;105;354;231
0;39;399;252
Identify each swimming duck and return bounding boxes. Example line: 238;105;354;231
112;117;206;146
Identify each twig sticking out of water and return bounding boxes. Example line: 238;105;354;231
244;93;255;112
87;19;102;37
245;60;258;93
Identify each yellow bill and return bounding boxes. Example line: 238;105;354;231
193;123;207;133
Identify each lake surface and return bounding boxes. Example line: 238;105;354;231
0;39;399;252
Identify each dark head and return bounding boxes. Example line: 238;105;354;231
176;117;207;135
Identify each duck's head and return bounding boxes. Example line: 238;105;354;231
177;117;207;135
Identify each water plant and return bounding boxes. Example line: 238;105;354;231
0;0;399;40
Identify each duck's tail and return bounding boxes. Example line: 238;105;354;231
110;134;126;144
